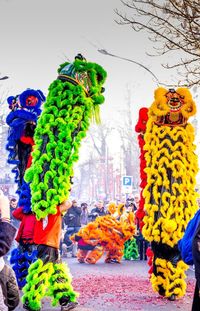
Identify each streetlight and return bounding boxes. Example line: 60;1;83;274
98;49;159;86
0;75;9;81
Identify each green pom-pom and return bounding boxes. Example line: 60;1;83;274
28;57;107;219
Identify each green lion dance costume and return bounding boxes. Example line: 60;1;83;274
124;237;139;260
22;54;107;311
142;87;198;300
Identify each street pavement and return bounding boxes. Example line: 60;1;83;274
15;255;195;311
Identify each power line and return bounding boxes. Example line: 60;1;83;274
98;49;160;86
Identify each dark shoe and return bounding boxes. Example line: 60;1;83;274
158;286;165;297
61;301;78;311
168;294;176;301
110;259;120;263
23;301;40;311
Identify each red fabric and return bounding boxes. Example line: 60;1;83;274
20;135;34;168
20;136;34;146
26;154;33;169
146;246;154;276
135;133;147;230
12;207;24;221
34;206;62;249
135;108;148;133
135;108;149;230
13;207;36;243
78;238;89;247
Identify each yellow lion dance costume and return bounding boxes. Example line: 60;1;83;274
142;87;198;300
71;203;136;264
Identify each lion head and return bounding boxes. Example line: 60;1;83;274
149;87;196;126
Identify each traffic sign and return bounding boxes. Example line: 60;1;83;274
122;176;132;186
122;176;133;194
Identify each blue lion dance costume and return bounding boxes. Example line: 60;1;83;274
6;89;45;288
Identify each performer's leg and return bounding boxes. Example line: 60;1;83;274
140;239;143;260
144;240;149;260
71;227;80;258
63;228;74;247
151;257;188;299
85;245;104;264
77;249;88;263
72;243;77;258
105;248;123;263
48;261;78;309
22;258;53;311
22;245;58;310
10;246;27;289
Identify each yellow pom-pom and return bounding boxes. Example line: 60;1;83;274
163;219;177;233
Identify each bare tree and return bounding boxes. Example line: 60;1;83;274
117;87;140;188
73;124;114;202
115;0;200;87
87;124;114;201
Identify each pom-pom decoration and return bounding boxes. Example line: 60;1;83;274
24;55;107;220
135;107;149;230
71;202;136;264
142;87;198;299
6;89;45;191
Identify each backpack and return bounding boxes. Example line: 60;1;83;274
178;209;200;265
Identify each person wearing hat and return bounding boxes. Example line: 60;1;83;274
63;200;81;257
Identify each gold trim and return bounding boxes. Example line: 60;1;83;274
58;74;88;95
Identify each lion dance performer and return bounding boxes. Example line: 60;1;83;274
6;89;45;191
71;202;136;264
6;89;45;289
142;87;198;300
22;54;107;311
124;237;139;260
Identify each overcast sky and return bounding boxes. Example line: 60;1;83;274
0;0;174;122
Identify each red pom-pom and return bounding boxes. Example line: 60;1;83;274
135;108;149;133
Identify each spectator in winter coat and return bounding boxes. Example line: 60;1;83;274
9;198;19;229
0;192;19;311
192;220;200;310
63;200;82;249
80;203;89;226
0;193;17;256
0;257;19;311
0;284;7;311
88;200;107;221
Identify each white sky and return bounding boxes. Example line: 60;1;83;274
1;0;200;185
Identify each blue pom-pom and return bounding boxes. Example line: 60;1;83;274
7;96;15;105
18;181;32;213
19;89;45;110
